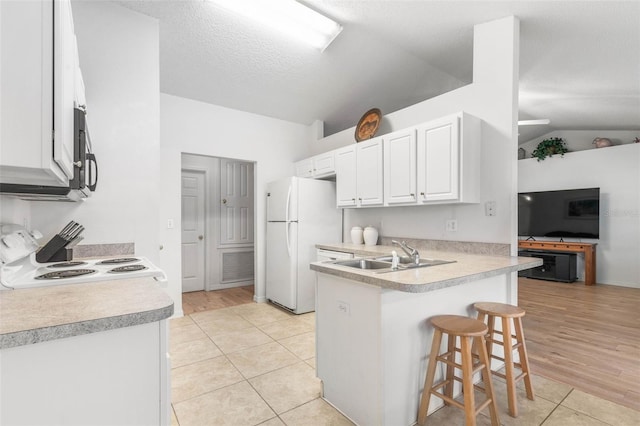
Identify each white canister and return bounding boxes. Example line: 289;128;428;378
350;226;364;244
363;226;378;246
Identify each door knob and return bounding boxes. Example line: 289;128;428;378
198;235;204;240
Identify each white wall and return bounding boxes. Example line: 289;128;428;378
312;17;521;250
519;143;640;288
160;94;311;309
26;2;161;263
520;130;639;156
0;197;30;228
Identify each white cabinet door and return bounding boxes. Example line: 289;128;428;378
416;112;481;204
53;0;76;180
313;151;335;178
417;115;460;202
356;138;384;206
295;158;314;178
384;129;417;205
335;145;357;207
1;321;166;425
0;0;77;186
295;151;336;179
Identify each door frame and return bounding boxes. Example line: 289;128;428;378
181;166;208;293
180;153;258;297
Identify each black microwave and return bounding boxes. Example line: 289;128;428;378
0;107;98;201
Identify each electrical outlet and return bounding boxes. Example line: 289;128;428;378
167;219;174;229
446;220;457;232
337;301;350;315
485;201;497;216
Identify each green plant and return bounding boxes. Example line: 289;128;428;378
531;137;568;161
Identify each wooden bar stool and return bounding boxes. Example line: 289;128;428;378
474;302;535;417
417;315;500;426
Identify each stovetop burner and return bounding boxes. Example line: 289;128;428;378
108;264;148;273
48;261;88;268
35;269;97;280
97;258;140;265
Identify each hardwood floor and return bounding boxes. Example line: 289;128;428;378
181;285;254;315
519;277;640;411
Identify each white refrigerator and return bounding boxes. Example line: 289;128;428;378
266;177;342;314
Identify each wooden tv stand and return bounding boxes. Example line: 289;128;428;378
517;241;597;286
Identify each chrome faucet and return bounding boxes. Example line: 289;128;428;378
392;240;420;265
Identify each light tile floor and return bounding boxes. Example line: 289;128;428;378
170;302;640;426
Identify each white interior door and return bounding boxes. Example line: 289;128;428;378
181;170;206;293
220;159;254;244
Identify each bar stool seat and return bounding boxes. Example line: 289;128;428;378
474;302;535;418
417;315;500;426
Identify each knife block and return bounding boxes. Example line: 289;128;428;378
47;248;73;262
36;235;71;263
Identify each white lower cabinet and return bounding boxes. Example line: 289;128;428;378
0;321;170;426
335;139;384;208
316;272;510;426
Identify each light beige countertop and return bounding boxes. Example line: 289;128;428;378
0;277;174;349
312;243;542;293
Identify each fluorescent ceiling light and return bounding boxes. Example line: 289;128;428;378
209;0;342;51
518;119;551;126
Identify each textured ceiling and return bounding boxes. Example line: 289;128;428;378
110;0;640;143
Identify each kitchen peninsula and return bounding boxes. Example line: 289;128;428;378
0;277;174;425
310;242;541;426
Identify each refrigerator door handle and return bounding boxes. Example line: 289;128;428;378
285;222;292;258
285;185;292;223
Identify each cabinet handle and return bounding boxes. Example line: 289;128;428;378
198;235;204;241
410;193;415;197
420;192;425;197
222;199;227;204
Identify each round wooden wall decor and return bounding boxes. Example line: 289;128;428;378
355;108;382;142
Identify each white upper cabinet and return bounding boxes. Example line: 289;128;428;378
312;111;480;209
295;158;314;178
295;151;336;179
416;112;480;204
335;145;357;207
312;151;335;178
53;0;76;180
0;0;77;187
355;138;384;206
384;128;417;205
335;139;384;208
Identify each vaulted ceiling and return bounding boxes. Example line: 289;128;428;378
111;0;640;144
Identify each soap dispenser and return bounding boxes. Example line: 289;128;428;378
391;250;399;270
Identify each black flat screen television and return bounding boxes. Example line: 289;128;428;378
518;188;600;239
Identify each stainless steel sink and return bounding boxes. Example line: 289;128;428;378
333;259;393;270
374;256;455;268
332;257;456;273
